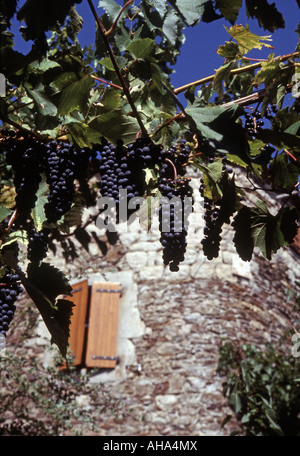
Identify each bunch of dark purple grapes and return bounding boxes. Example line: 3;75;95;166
155;140;192;271
264;104;278;121
1;130;95;224
199;156;234;260
158;177;193;271
40;140;91;223
127;137;162;169
26;223;49;264
0;270;23;337
96;138;169;223
96;139;144;222
244;110;264;139
4;131;42;222
199;177;223;260
158;140;191;179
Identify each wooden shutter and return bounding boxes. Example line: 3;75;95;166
85;282;121;368
67;279;89;366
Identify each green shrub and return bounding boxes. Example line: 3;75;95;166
217;341;300;436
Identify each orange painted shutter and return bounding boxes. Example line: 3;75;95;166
85;282;121;368
67;279;89;365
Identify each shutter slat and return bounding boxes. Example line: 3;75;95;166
85;282;121;368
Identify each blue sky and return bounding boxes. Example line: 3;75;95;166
76;1;299;91
10;0;300;95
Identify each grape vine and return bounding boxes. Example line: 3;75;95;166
0;269;23;337
0;0;299;356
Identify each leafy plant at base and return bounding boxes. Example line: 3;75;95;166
0;0;299;355
217;339;300;436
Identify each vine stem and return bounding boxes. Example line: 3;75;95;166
7;101;34;114
173;51;299;95
0;209;18;249
242;57;269;62
87;0;148;138
148;52;298;135
221;89;266;108
150;89;268;137
150;113;184;138
105;0;134;36
284;149;297;162
7;209;18;231
271;148;280;190
91;75;122;90
0;117;46;141
165;158;177;181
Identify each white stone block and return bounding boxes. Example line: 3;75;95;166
129;241;162;252
155;394;177;410
163;265;190;282
184;249;198;265
125;251;148;269
139;266;165;281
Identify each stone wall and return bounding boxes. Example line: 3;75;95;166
17;167;300;435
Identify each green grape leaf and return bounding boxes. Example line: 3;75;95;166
16;0;82;42
0;185;16;208
215;0;243;24
253;56;280;86
232;206;255;261
150;0;167;18
225;24;273;53
249;139;267;158
218;173;239;225
284;120;300;136
100;88;121;113
114;22;132;52
23;263;74;357
279;207;299;246
57;202;85;234
99;0;128;21
58;74;95;116
100;55;127;71
31;177;48;232
256;129;300;153
197;161;223;200
29;58;61;73
245;0;285;32
127;38;156;60
0;206;11;223
206;161;224;183
213;61;235;99
51;71;78;93
67;122;94;149
26;262;72;303
269;152;300;191
0;230;28;249
217;41;241;59
89;109;140;145
173;0;207;26
162;9;181;46
232;200;298;261
271;107;299;132
0;267;6;279
150;63;166;94
25;82;58;117
258;65;295;114
186;102;250;161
